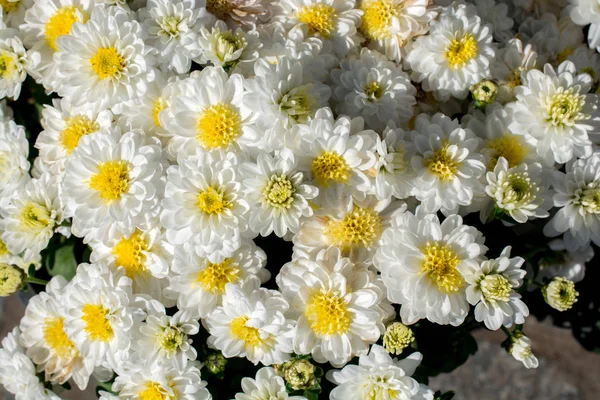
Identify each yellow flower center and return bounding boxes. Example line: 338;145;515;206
304;291;351;336
44;6;86;52
138;381;172;400
206;0;232;19
112;231;148;279
0;52;16;79
297;4;337;38
262;174;295;209
196;258;240;294
60;116;99;154
556;47;574;64
360;0;397;40
486;135;527;169
420;242;464;293
480;274;511;302
196;103;241;150
324;206;382;250
197;186;230;215
579;186;600;214
507;69;522;89
500;173;537;206
0;0;19;13
43;317;78;359
311;151;350;186
230;316;263;347
0;239;9;256
90;47;125;80
159;16;182;38
81;304;114;342
158;327;184;353
364;81;383;100
152;98;165;127
89;160;130;202
445;34;478;69
545;88;586;127
19;202;52;232
426;142;460;181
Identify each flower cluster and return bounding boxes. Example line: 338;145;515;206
0;0;598;398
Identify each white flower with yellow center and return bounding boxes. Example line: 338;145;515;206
405;2;495;101
0;23;38;100
204;277;294;366
240;150;318;237
53;6;153;109
234;367;307;400
161;66;259;157
0;0;33;29
19;276;94;390
165;239;269;319
271;0;362;57
327;345;434;400
277;247;388;367
0;119;29;200
462;247;529;331
331;48;416;131
544;151;600;251
507;61;598;165
490;38;538;103
63;129;165;244
410;113;486;216
374;210;488;326
35;97;113;174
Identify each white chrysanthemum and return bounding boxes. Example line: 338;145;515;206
522;14;582;66
1;0;33;28
0;172;65;263
234;367;307;400
63;129;165;243
0;119;29;199
374;210;488;326
277;247;388;367
462;247;529;331
271;0;362;57
405;2;495;100
490;39;538;103
161;151;249;263
0;24;38;100
53;6;153;109
509;335;539;369
568;0;600;26
165;239;268;319
203;0;267;28
240;149;318;237
327;345;434;400
204;277;294;366
358;0;434;63
534;238;592;283
161;66;259;157
244;57;331;151
331;48;416;131
19;276;93;390
544;151;600;251
566;46;600;88
410;113;486;215
507;62;598;165
35;97;113;174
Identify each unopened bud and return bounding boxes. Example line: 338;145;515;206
0;264;25;297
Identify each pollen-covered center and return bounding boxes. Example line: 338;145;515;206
312;151;350;186
196;103;241;150
44;6;86;51
545;88;586;126
81;304;114;342
197;186;231;215
138;381;171;400
158;326;185;354
445;33;477;69
196;258;240;294
579;186;600;214
206;0;232;19
364;81;384;100
297;4;337;38
0;0;20;13
112;231;149;279
426;143;460;181
480;274;511;302
420;241;464;293
159;15;182;38
262;174;295;209
360;0;397;40
61;116;99;154
20;202;52;232
90;47;125;80
304;291;351;336
43;317;78;359
486;135;526;169
0;52;16;79
89;160;130;201
230;316;263;347
324;206;382;250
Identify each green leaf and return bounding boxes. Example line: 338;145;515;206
304;391;319;400
46;243;78;281
435;390;456;400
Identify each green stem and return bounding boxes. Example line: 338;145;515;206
501;326;512;338
26;276;48;286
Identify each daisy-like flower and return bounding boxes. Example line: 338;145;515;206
358;0;435;63
35;97;113;174
53;6;154;109
203;0;267;28
410;113;486;216
0;22;38;100
164;239;269;318
405;2;495;100
462;247;529;331
507;61;598;165
544;151;600;251
534;238;593;283
160;150;249;263
234;367;307;400
240;149;318;237
0;0;33;29
63;129;165;243
161;66;259;157
271;0;362;57
331;48;416;131
374;209;488;326
19;276;93;390
0;119;29;199
490;38;538;103
277;247;388;367
508;334;539;369
327;345;434;400
204;277;294;365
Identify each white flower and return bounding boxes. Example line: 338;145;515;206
1;0;33;29
374;210;488;326
490;38;538;103
523;14;582;66
327;345;434;400
277;247;388;367
471;0;514;42
204;277;294;366
509;335;539;369
507;61;598;165
0;119;29;199
544;151;600;251
204;0;267;28
566;46;600;86
410;113;486;216
535;238;592;283
568;0;600;27
0;24;38;100
234;367;307;400
405;2;495;100
331;48;416;131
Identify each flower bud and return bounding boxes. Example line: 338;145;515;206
383;322;414;355
0;264;25;297
543;277;578;311
508;334;538;369
204;352;227;375
471;79;498;107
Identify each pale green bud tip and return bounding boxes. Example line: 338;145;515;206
278;359;317;390
205;352;227;375
471;80;498;105
0;264;25;297
543;277;578;312
383;322;415;355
